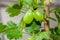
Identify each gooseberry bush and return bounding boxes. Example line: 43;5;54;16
0;0;60;40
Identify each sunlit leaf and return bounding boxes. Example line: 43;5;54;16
51;8;60;23
25;20;41;34
33;31;49;40
0;23;7;33
4;21;22;39
22;0;33;7
6;4;22;17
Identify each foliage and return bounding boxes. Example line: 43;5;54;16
0;0;60;40
4;21;22;39
0;23;7;33
25;20;41;34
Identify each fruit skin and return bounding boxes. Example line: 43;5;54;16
23;9;33;24
33;10;44;22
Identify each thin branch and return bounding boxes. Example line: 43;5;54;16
44;0;50;31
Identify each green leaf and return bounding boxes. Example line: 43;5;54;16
23;0;33;7
3;21;20;32
6;4;22;17
55;13;60;22
18;0;22;5
18;0;23;6
47;16;57;21
6;7;20;17
30;22;40;30
25;21;40;34
50;28;60;40
19;19;26;30
33;31;49;40
51;8;60;14
6;21;16;27
33;0;44;9
4;21;22;39
51;33;60;40
9;3;15;8
40;0;44;3
0;23;7;33
51;8;60;22
33;0;38;4
25;27;32;34
56;25;60;35
18;0;21;5
33;3;44;9
6;29;22;39
40;0;44;6
51;8;60;15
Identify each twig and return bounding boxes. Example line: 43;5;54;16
44;0;50;31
